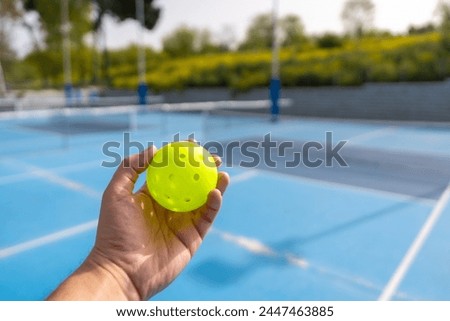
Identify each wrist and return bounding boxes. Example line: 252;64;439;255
85;248;141;301
47;248;141;301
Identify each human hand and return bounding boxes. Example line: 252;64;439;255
48;146;229;301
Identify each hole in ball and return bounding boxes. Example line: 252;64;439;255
180;153;186;159
185;198;191;202
168;173;174;180
193;173;200;181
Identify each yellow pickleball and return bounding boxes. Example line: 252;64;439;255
146;141;218;212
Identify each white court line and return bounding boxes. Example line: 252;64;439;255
0;220;98;259
0;170;256;259
347;126;396;144
0;160;103;258
212;228;416;299
6;160;102;199
214;229;277;257
28;165;102;199
213;229;308;268
0;105;141;120
0;160;100;186
229;170;258;185
378;183;450;301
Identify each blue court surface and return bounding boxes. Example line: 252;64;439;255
0;105;449;301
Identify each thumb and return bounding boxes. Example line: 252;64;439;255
106;146;157;195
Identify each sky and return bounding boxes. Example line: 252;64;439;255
11;0;441;56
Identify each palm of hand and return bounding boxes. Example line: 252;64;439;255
94;148;228;300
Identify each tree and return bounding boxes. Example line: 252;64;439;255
239;13;272;50
408;23;436;35
162;26;221;57
280;14;306;47
216;25;237;51
91;0;161;85
0;0;22;96
341;0;375;38
316;33;344;49
436;0;450;51
92;0;160;32
24;0;92;50
162;26;197;57
239;13;306;51
23;0;93;86
0;0;21;55
23;0;161;87
197;29;220;54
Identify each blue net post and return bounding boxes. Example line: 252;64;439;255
64;83;73;107
270;78;280;121
138;82;148;105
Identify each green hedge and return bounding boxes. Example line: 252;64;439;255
143;32;448;91
7;32;450;91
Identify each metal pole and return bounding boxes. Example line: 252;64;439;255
136;0;148;105
270;0;281;121
61;0;72;106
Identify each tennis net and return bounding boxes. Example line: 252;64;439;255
0;98;292;155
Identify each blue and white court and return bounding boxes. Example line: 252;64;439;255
0;105;449;300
